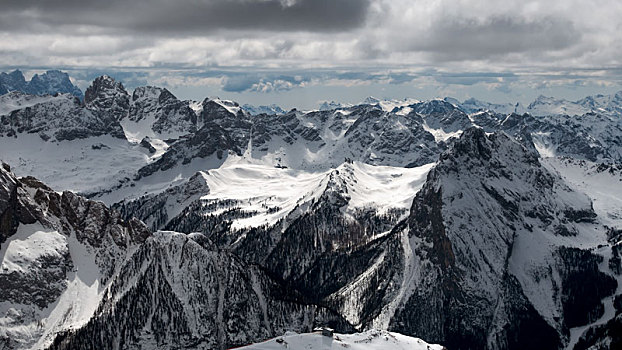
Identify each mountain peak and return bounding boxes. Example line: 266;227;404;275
528;94;559;108
363;96;381;104
443;127;538;166
241;103;285;116
318;100;347;111
27;70;83;99
394;119;605;349
85;75;126;101
5;69;25;80
0;69;82;98
85;75;130;120
411;99;458;115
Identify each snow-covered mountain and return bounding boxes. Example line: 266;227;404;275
2;73;622;349
48;230;353;350
84;75;131;122
456;91;622;117
111;129;622;349
0;162;150;349
453;97;525;115
238;329;444;350
0;70;82;99
0;164;353;350
1;93;124;141
2;74;622;200
319;100;351;111
384;128;617;349
242;103;286;116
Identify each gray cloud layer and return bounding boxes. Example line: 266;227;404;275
1;0;370;33
407;16;581;60
0;0;621;102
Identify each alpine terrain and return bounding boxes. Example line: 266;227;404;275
1;71;622;350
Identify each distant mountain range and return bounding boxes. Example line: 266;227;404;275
241;103;286;116
0;70;83;99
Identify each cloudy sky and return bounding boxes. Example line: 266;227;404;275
2;0;622;108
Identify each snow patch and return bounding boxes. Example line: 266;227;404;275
0;225;66;274
422;121;463;142
237;329;443;350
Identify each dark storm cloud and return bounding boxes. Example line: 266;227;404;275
0;0;371;34
407;15;581;60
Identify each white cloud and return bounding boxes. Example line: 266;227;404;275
1;0;621;73
0;0;621;105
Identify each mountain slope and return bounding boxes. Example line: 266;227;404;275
123;86;198;140
3;73;622;350
0;163;353;350
0;163;149;349
0;93;124;141
382;128;617;349
48;231;353;350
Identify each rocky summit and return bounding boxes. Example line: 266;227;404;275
0;70;83;99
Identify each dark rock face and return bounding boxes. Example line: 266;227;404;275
131;98;252;179
48;232;353;350
135;122;239;179
85;75;130;121
343;108;442;167
0;94;126;140
390;178;486;349
487;275;562;350
200;99;251;148
0;169;150;278
0;170;64;310
0;246;71;309
0;163;37;244
26;70;83;99
0;70;83;99
0;165;150;348
139;137;157;153
1;164;353;350
242;103;285;116
114;172;209;231
556;247;617;328
499;112;622;163
411;99;473;133
252;110;323;150
385;128;614;349
129;86;198;136
0;70;27;94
